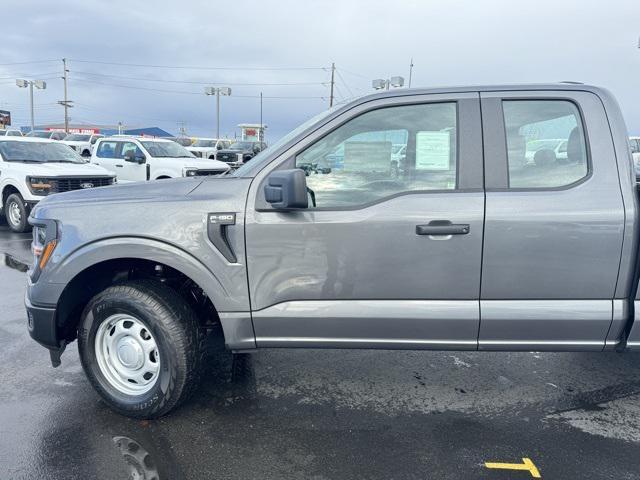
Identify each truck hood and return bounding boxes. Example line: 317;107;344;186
166;156;230;170
61;140;88;147
20;162;111;177
34;177;200;210
217;148;249;155
31;176;251;220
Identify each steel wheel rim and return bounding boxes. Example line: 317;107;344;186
94;313;160;396
8;201;21;226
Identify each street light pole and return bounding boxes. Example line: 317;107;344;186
16;79;47;132
29;82;34;131
205;86;231;138
216;89;221;138
372;76;405;91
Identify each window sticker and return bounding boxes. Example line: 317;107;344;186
416;131;450;170
343;141;392;172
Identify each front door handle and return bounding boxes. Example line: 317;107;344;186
416;221;470;236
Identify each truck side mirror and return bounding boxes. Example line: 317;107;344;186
124;151;146;164
264;169;308;210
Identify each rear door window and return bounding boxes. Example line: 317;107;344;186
503;100;588;189
96;141;118;158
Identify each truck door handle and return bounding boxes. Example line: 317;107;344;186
416;221;470;236
115;164;124;168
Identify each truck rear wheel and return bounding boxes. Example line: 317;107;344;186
77;280;203;418
4;193;29;233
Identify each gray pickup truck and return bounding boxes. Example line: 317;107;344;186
25;84;640;418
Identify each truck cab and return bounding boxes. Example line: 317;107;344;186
25;84;640;418
188;138;232;159
91;136;231;182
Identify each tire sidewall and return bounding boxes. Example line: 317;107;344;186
5;194;28;233
78;290;181;417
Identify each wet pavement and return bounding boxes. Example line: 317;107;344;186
2;221;640;479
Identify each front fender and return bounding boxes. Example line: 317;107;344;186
39;237;242;312
152;168;179;179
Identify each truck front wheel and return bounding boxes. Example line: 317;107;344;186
78;280;203;418
4;193;29;233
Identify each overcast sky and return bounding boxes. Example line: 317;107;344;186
1;0;639;139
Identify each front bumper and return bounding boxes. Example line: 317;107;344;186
25;291;66;367
25;291;58;350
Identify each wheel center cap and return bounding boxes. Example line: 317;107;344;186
116;338;143;369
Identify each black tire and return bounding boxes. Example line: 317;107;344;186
4;193;29;233
78;280;204;418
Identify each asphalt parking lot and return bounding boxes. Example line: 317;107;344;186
2;223;640;479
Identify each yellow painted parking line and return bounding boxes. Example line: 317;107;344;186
484;457;541;478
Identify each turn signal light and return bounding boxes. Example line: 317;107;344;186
38;239;57;269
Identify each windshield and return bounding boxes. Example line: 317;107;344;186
65;134;91;141
0;140;86;163
229;142;254;151
140;140;194;158
233;106;339;177
172;137;193;146
27;131;52;138
193;139;217;148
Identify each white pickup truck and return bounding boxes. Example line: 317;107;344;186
91;136;230;182
188;138;232;159
0;137;114;232
61;133;104;157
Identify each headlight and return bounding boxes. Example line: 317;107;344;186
27;177;54;196
182;168;198;177
30;220;58;278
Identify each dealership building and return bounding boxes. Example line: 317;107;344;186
21;123;172;137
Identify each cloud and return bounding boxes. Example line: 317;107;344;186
1;0;639;138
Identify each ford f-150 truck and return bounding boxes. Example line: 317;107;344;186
25;84;640;418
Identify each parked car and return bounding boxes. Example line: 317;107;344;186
0;129;23;137
169;136;194;147
62;133;104;157
90;136;230;182
188;138;233;159
215;141;267;167
524;138;568;163
26;130;68;140
0;137;114;232
629;137;640;176
26;83;640;419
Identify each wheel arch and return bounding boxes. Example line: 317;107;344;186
2;182;23;208
51;238;254;349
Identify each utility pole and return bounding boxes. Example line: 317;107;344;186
58;58;73;133
259;92;263;142
329;62;335;108
408;58;414;88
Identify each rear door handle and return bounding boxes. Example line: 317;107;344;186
115;164;124;168
416;221;470;236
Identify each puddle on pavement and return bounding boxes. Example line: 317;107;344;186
2;253;30;273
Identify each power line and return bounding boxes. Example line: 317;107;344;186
335;69;354;98
0;60;58;66
0;72;59;80
337;67;369;80
69;78;325;99
69;59;325;71
72;70;325;86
